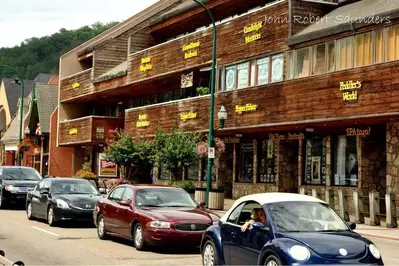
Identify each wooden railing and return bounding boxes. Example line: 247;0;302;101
60;69;93;102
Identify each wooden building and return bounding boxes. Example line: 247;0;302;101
56;0;399;225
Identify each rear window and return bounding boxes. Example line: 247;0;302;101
3;168;42;181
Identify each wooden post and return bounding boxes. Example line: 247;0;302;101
353;190;364;224
369;191;380;226
312;188;318;199
299;187;305;195
338;190;348;221
325;188;334;208
385;193;397;228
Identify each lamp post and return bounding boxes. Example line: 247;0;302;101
0;65;24;166
192;0;217;208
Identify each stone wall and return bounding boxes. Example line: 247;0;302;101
386;123;399;220
233;183;278;199
218;144;234;198
278;140;299;193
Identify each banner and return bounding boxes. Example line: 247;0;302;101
98;153;117;177
181;72;193;88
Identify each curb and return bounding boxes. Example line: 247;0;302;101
359;232;399;242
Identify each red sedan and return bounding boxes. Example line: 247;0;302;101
93;184;220;250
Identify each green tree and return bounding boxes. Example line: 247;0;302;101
0;21;118;80
153;127;200;180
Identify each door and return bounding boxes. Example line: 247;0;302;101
37;179;51;218
30;181;44;218
103;187;126;234
229;201;270;265
115;187;134;237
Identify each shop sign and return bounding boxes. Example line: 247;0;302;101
181;72;193;88
244;21;263;44
69;128;78;135
96;127;104;139
223;137;240;144
180;112;197;121
72;82;80;89
346;127;371;136
136;114;150;128
183;41;200;59
339;80;361;101
235;104;257;114
98;153;117;177
269;133;305;141
140;57;152;72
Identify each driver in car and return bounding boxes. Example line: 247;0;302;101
241;207;267;232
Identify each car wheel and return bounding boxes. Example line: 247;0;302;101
26;202;34;220
264;255;282;266
97;215;109;240
133;223;146;250
47;206;56;227
202;240;218;266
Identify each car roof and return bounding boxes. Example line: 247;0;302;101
220;192;325;222
0;166;36;169
50;178;90;182
134;184;182;190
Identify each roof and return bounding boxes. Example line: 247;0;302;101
288;0;399;45
35;84;58;133
34;73;56;84
0;166;37;169
2;78;35;118
1;97;30;142
219;193;324;221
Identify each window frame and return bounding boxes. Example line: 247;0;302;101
331;135;359;187
108;187;126;202
302;136;327;186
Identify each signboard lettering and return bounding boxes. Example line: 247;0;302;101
136;114;150;128
339;80;361;102
140;57;152;72
346;127;371;136
180;112;197;121
269;133;305;141
235;104;257;114
98;153;117;177
183;41;200;59
72;82;80;89
69;128;78;135
243;21;263;44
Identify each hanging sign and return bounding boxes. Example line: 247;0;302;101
98;153;118;177
140;57;153;72
208;147;215;159
181;72;193;88
339;80;361;102
136;114;150;128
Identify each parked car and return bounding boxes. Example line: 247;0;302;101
200;193;383;266
0;166;43;209
26;178;102;226
93;184;220;250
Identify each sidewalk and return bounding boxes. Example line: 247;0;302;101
210;199;399;241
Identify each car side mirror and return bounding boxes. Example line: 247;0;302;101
119;200;132;207
199;200;206;208
252;222;269;231
346;221;356;230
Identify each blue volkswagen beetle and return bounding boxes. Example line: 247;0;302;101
200;193;383;266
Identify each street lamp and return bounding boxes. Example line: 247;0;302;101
24;126;30;136
192;0;217;208
0;65;25;166
217;106;227;129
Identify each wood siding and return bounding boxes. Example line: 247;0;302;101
58;116;124;145
94;38;128;78
125;60;399;135
129;29;154;54
60;69;93;102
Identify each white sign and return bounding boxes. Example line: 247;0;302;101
208;147;215;159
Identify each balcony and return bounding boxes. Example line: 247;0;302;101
58;116;124;146
60;69;94;102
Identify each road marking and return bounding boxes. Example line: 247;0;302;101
32;226;60;237
0;254;14;265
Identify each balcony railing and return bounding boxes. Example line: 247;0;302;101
60;69;93;102
58;116;124;146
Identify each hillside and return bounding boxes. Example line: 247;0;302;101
0;22;118;80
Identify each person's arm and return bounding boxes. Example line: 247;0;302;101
241;219;254;232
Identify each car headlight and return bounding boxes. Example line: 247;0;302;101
146;221;171;229
56;199;70;209
4;185;17;191
369;244;381;259
289;245;310;261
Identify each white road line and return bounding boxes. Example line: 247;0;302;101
0;254;14;265
31;226;60;237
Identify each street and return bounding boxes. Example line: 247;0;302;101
1;208;399;265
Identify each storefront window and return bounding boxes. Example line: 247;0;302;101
238;142;254;183
304;137;327;185
355;32;372;67
257;58;269;85
258;139;277;183
327;41;335;72
237;62;249;89
333;135;358;187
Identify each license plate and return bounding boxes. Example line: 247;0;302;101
18;187;31;192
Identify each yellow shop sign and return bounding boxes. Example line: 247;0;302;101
235;104;258;114
140;57;152;72
339;80;361;102
72;82;80;89
136;114;150;128
243;21;263;44
183;41;200;59
180;112;197;121
69;128;78;135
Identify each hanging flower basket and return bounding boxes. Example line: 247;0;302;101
197;137;225;158
17;141;31;153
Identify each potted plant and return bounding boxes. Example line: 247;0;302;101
17;141;31;154
196;87;210;96
209;186;225;210
75;162;96;179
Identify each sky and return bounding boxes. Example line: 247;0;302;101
0;0;159;48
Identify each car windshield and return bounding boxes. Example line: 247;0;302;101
267;201;349;232
2;168;42;180
135;188;197;208
51;180;99;195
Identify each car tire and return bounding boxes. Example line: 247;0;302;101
26;202;34;220
264;255;282;266
202;240;218;266
47;206;56;227
97;215;109;240
133;223;147;251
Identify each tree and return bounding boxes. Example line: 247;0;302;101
152;127;200;180
104;129;154;180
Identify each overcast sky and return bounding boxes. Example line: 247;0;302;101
0;0;159;48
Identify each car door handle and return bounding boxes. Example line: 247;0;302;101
231;231;236;237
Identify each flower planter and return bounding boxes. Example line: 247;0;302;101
195;187;206;203
209;189;224;210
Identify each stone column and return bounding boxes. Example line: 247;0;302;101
298;139;303;191
326;136;332;187
386;123;399;223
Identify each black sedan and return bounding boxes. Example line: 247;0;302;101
26;178;102;226
0;166;43;209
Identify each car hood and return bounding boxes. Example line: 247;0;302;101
276;231;367;259
139;207;216;223
2;180;40;187
54;194;101;206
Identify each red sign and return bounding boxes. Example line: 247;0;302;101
98;153;117;177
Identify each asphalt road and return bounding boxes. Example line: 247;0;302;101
1;207;398;265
